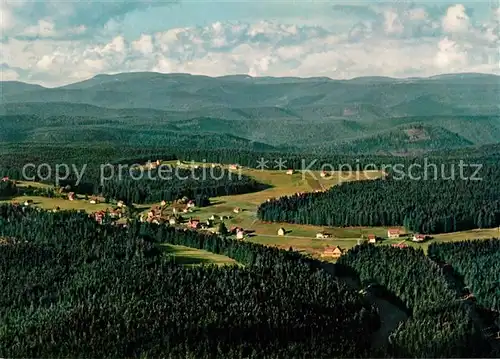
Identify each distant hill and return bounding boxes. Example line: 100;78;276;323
0;72;498;153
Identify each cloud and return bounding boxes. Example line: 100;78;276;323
0;67;19;81
1;3;499;86
442;4;471;33
2;0;174;39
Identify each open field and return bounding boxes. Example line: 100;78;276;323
0;195;114;213
162;244;238;266
6;164;499;258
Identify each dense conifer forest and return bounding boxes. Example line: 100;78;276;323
428;239;500;312
0;204;379;358
257;164;500;234
99;166;268;205
337;244;493;357
0;203;498;357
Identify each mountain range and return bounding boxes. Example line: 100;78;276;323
1;72;499;154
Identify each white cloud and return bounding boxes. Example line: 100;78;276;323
0;3;14;30
132;34;153;54
442;4;471;33
0;68;19;81
22;19;56;37
2;4;499;87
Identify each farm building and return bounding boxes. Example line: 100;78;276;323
277;227;286;236
367;234;377;244
188;219;200;229
387;228;401;239
321;246;343;258
236;229;245;240
233;207;241;214
229;164;240;170
392;242;408;249
412;234;426;242
316;232;331;239
286;169;294;175
93;211;106;224
117;200;125;208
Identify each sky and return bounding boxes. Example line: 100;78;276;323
0;0;499;87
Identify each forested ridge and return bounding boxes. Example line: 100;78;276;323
428;239;500;312
257;164;500;234
337;244;493;357
0;204;380;358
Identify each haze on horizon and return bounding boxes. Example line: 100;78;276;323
1;0;499;87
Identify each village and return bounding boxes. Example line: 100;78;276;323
2;161;488;261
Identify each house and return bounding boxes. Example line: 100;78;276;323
182;208;189;213
156;160;161;166
206;219;213;226
316;232;331;239
236;229;245;240
89;197;99;204
161;200;167;207
187;200;195;208
117;200;125;208
321;246;343;258
320;171;327;178
23;200;33;207
93;210;106;224
286;169;294;175
367;234;377;244
229;164;239;170
233;207;241;214
169;217;177;225
229;226;242;234
176;160;182;165
412;233;426;242
277;227;286;236
209;215;216;220
188;219;200;229
109;209;122;219
68;192;75;201
392;242;408;249
387;228;401;239
1;176;9;182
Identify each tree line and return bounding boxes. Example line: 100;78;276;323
0;204;379;358
337;244;493;357
428;239;500;313
257;164;500;234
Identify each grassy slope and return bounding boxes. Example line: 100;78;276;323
162;244;238;266
4;165;499;259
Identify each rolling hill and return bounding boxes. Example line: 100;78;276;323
0;72;499;153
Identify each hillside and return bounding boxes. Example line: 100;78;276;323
1;73;499;153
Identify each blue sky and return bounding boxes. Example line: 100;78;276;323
1;1;498;86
